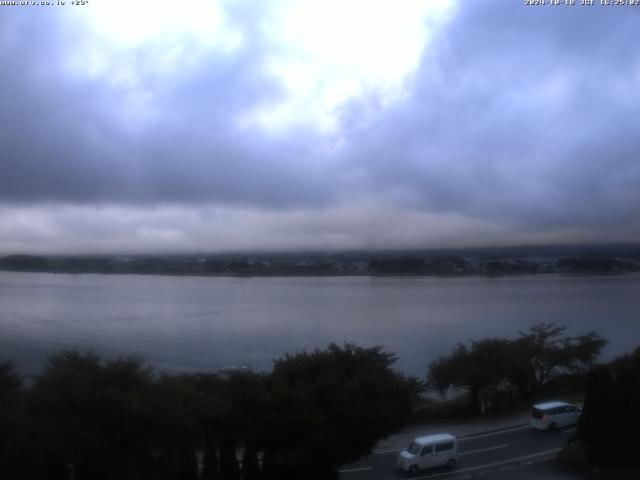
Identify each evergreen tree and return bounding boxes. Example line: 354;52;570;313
202;432;219;480
219;431;240;480
579;366;613;465
260;449;276;480
610;348;640;465
178;448;199;480
0;361;24;477
241;443;260;480
578;347;640;467
157;449;179;480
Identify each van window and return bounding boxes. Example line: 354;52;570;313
421;445;433;456
532;408;543;419
435;442;454;452
408;442;421;455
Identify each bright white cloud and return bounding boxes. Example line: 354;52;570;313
57;0;454;132
253;0;455;131
61;0;243;124
81;0;238;48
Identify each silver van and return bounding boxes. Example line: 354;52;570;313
397;433;458;473
530;401;581;430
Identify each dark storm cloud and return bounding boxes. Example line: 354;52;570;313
0;7;335;207
339;1;640;231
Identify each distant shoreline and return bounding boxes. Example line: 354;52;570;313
1;258;638;279
2;244;639;278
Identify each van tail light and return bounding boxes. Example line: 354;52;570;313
542;414;549;422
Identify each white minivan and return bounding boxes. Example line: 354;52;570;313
397;433;458;473
530;401;581;430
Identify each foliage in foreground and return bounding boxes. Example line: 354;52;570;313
262;345;417;477
577;347;640;467
427;323;607;414
554;347;640;479
0;344;418;480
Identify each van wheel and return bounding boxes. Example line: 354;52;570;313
409;465;419;474
548;422;557;431
446;458;457;468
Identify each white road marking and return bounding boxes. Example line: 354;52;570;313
338;466;372;474
402;448;562;479
562;428;577;435
459;425;530;441
459;444;508;456
373;447;403;454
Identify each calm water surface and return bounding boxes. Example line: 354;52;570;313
1;272;639;376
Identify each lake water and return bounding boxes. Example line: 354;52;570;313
1;271;639;377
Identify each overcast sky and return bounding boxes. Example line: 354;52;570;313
1;0;639;254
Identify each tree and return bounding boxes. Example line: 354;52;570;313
427;325;608;412
0;361;25;477
149;374;203;448
194;371;265;480
29;351;156;480
0;361;21;401
201;431;219;480
177;448;199;480
217;372;268;448
241;443;260;480
428;339;515;414
262;343;418;478
219;430;240;480
578;347;640;467
515;323;607;397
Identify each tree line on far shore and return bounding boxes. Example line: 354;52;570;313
1;323;635;480
2;250;639;276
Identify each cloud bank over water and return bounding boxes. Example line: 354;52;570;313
1;1;639;253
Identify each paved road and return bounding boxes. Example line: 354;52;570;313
339;424;582;480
